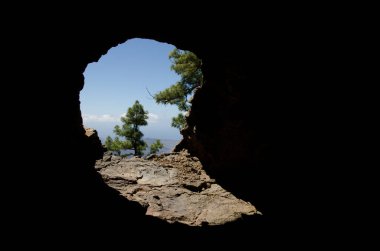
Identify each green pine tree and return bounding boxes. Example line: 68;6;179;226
105;100;148;157
154;48;203;130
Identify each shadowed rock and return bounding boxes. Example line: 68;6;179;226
84;127;105;160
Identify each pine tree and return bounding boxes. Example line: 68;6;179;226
154;48;203;130
105;100;148;157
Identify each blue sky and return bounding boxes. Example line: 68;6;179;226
80;38;182;142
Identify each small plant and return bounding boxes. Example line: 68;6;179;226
150;139;164;154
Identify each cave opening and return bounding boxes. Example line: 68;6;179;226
79;38;261;226
81;38;185;156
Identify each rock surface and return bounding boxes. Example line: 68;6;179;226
84;127;105;160
96;151;259;226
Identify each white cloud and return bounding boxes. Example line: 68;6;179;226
83;114;119;122
83;113;159;124
148;113;159;123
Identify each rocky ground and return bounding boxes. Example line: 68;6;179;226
95;150;259;226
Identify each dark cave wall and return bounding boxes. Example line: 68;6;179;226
176;51;276;207
59;28;277;208
6;18;306;245
6;12;332;245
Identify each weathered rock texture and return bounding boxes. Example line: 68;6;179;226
96;151;258;226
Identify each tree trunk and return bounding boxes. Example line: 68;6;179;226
133;143;137;156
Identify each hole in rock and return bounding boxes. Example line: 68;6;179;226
81;38;184;156
80;38;260;226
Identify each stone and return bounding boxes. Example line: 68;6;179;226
96;151;259;226
84;127;105;160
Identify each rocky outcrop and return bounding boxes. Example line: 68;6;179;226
84;127;105;160
96;151;259;226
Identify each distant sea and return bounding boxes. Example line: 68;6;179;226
101;137;180;156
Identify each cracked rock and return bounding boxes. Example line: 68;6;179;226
96;150;259;226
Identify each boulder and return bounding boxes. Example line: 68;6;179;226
84;127;105;160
